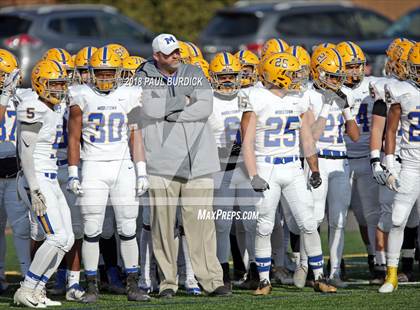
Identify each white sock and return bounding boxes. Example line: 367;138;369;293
328;227;345;277
255;257;271;282
120;237;139;273
67;270;80;288
376;250;386;265
182;235;195;281
271;220;284;267
42;249;66;281
299;235;308;268
387;225;405;267
82;240;100;275
13;237;31;276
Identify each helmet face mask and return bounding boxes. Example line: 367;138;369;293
344;62;365;87
91;68;120;92
240;64;258;87
408;63;420;87
317;67;346;91
211;72;242;96
44;79;68;104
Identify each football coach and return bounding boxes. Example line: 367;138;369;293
135;34;230;298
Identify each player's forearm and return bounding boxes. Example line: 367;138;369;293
242;143;257;177
19;129;40;191
370;115;386;152
68;106;82;166
0;105;6;123
130;129;146;163
384;131;396;155
384;104;401;156
241;111;257;177
345;120;360;142
67;136;80;166
305;154;319;173
301;111;318;158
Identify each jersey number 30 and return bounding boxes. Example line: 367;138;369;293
88;112;125;143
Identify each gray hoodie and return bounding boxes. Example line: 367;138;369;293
135;60;220;180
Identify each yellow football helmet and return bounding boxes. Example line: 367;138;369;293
178;41;192;64
209;52;242;95
0;49;18;89
261;38;289;62
190;56;210;80
408;43;420;87
234;50;259;87
186;42;203;58
385;38;410;76
32;60;68;105
106;43;129;60
313;43;336;53
287;45;310;79
261;52;304;91
336;41;366;87
311;47;346;91
43;48;75;80
74;46;97;84
121;56;146;79
391;40;415;80
90;47;122;91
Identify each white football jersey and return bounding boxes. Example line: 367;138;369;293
343;76;377;157
309;86;351;153
370;76;403;153
243;87;309;158
208;94;243;163
387;81;420;159
0;88;37;159
17;96;65;173
69;84;142;161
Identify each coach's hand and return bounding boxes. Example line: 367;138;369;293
137;176;149;196
67;177;84;196
30;190;47;217
309;171;322;189
251;175;269;192
370;158;387;185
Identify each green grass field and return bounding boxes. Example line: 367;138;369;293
1;231;420;309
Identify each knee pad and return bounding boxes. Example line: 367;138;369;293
117;219;136;238
392;203;410;228
49;231;74;252
84;219;102;238
256;220;274;237
10;216;30;239
301;219;317;234
378;212;392;233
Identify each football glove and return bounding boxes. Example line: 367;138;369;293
67;177;84;196
370;157;387;185
251;175;269;192
309;171;322;189
30;190;47;217
136;176;149;196
384;154;400;192
0;68;20;106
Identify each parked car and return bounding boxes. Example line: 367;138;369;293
0;4;154;86
359;7;420;76
199;1;392;73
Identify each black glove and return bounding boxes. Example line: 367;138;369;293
230;143;241;157
251;175;270;192
309;171;322;189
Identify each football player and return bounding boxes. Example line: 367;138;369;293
379;42;420;293
74;46;97;84
302;47;360;288
207;52;258;290
189;56;210;80
106;43;130;60
369;39;416;284
0;49;31;293
67;47;150;303
14;60;74;308
241;52;335;295
235;50;259;89
336;41;380;280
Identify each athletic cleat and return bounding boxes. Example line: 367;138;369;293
237;262;259;290
14;285;46;308
328;273;347;288
34;286;62;306
398;271;415;283
66;283;85;301
107;266;126;294
253;279;272;296
184;278;201;295
273;266;294;285
83;275;99;303
379;266;398;293
370;266;386;285
313;278;337;293
126;273;151;302
293;265;308;289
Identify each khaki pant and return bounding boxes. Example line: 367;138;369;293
149;174;223;293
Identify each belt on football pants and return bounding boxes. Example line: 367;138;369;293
44;172;57;179
318;149;347;159
259;155;299;165
347;155;368;159
57;159;68;166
